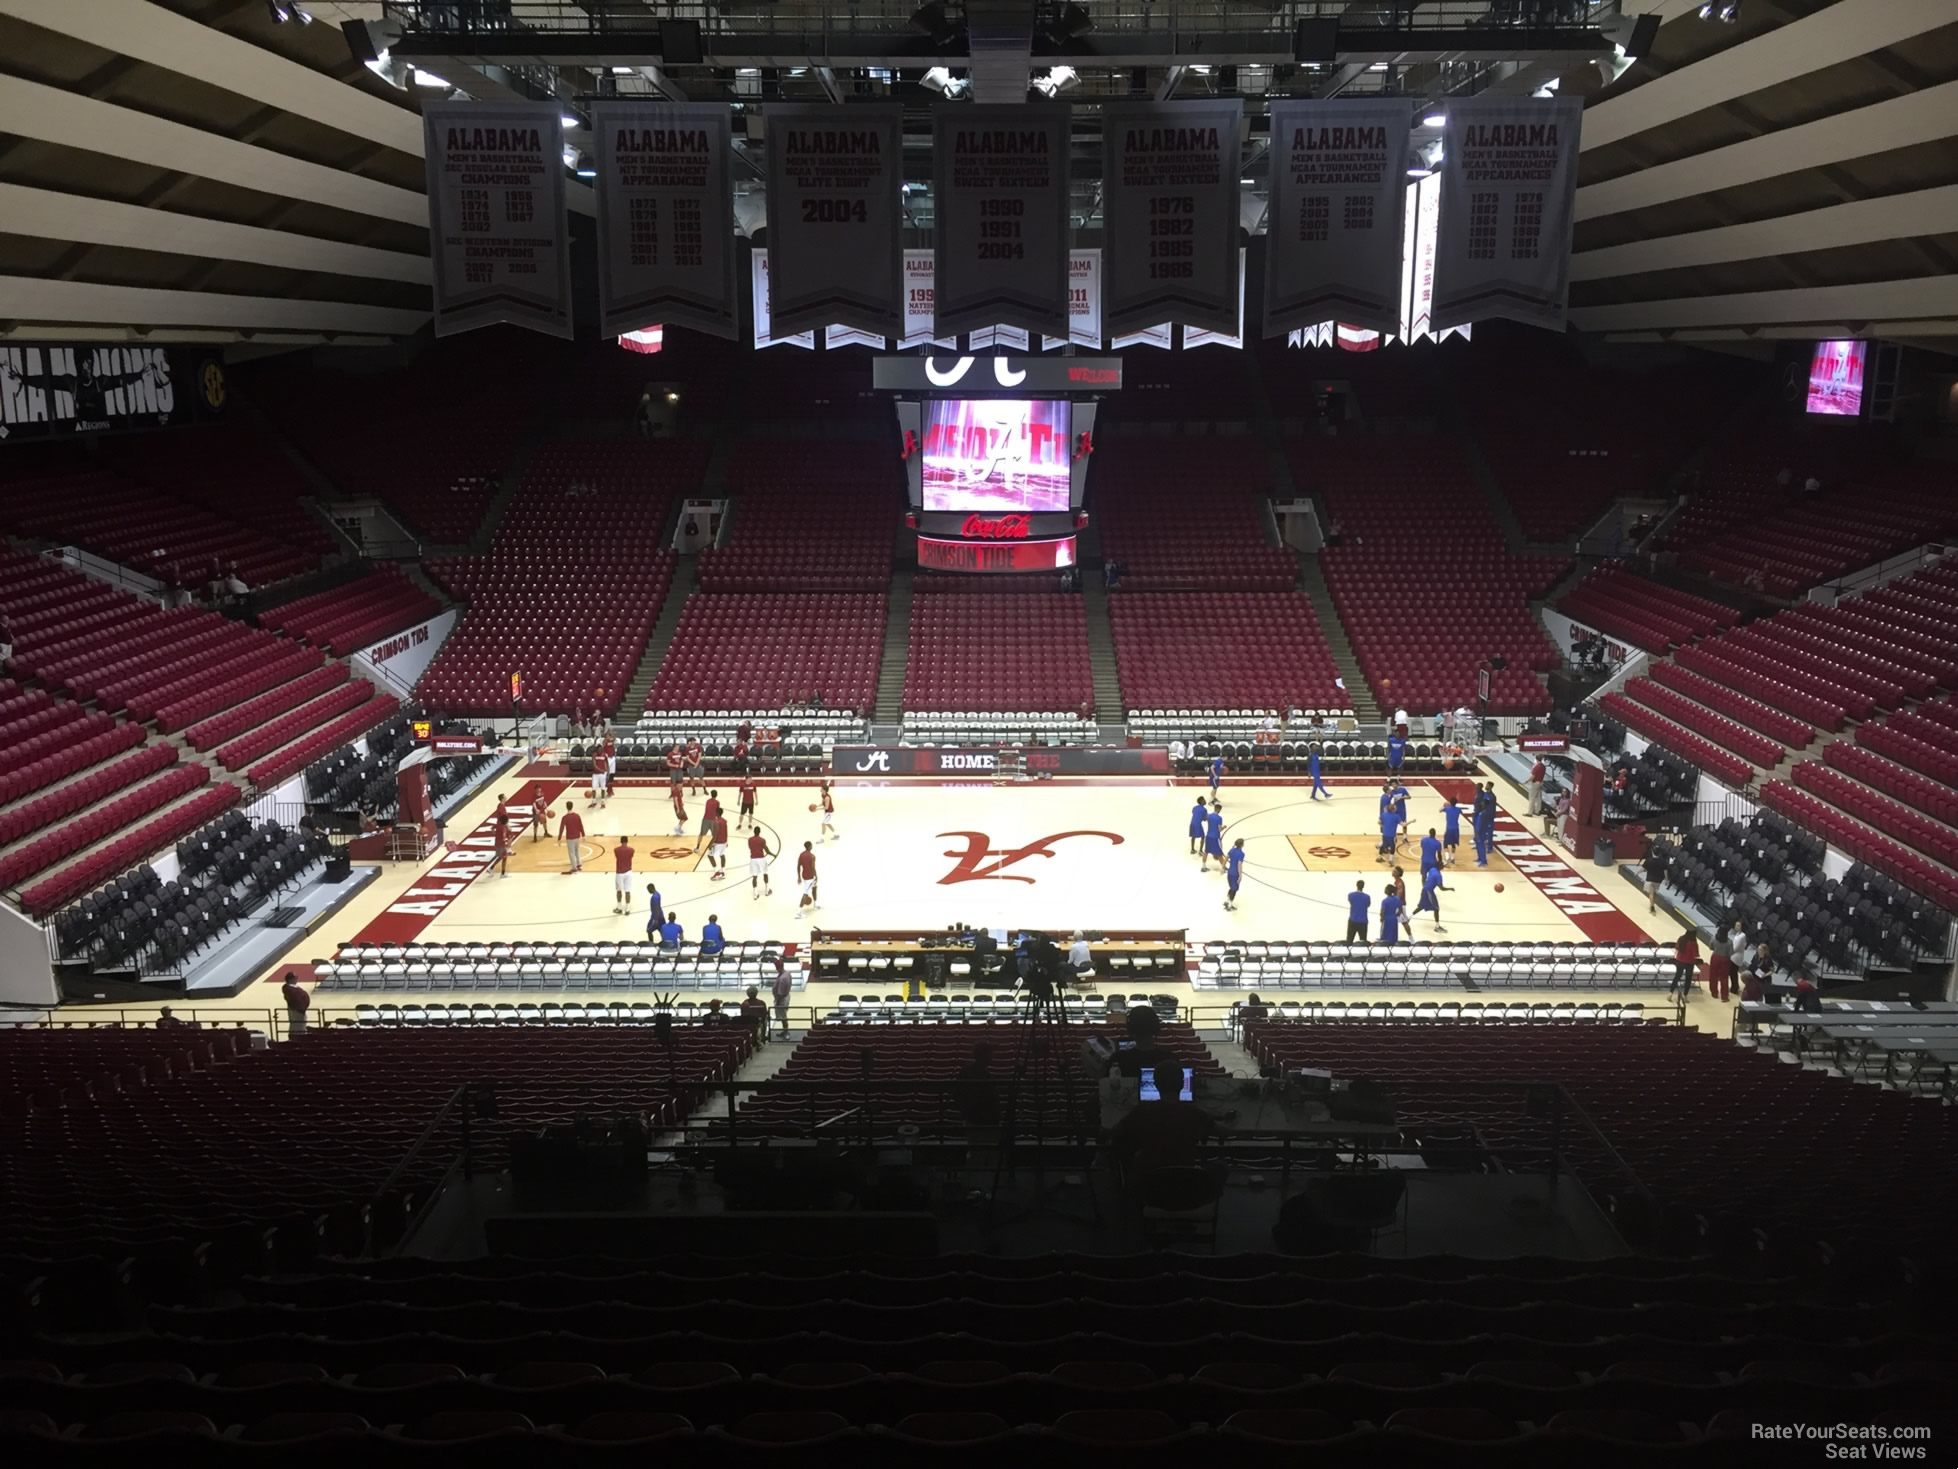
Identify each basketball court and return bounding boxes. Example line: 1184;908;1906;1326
183;758;1691;1026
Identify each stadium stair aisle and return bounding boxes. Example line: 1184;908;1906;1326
1296;555;1378;722
624;558;699;714
1452;426;1539;554
1082;575;1123;723
874;565;914;726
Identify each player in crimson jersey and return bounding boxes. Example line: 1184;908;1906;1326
685;737;705;794
669;786;688;838
531;789;551;842
696;789;723;852
732;737;750;773
665;743;684;791
819;781;837;841
611;835;635;913
737;776;758;831
796;840;818;913
707;811;729;881
747;828;773;898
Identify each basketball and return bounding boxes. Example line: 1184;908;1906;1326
808;803;818;812
1494;882;1505;892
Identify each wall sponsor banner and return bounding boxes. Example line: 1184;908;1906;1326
0;345;224;442
931;103;1072;340
1264;98;1411;338
831;745;1165;776
900;250;960;350
763;103;904;339
423;101;572;339
1432;96;1584;333
351;608;458;693
1100;99;1243;337
750;250;816;349
1184;248;1246;349
593;101;738;341
917;533;1076;573
1042;249;1103;350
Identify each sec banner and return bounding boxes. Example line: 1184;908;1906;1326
1264;99;1410;338
594;102;737;341
422;101;571;339
1100;99;1242;337
763;104;904;339
931;104;1072;340
1432;96;1584;333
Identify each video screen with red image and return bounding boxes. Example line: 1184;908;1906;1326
922;398;1071;513
1805;340;1866;417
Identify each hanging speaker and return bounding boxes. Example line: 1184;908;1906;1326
661;18;703;66
1626;14;1660;60
1294;18;1338;64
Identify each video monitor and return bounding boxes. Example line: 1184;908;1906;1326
1805;340;1866;417
922;398;1071;513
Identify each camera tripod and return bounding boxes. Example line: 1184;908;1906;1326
985;968;1103;1230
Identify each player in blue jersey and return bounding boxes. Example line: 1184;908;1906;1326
1203;801;1225;872
1378;800;1402;862
1379;886;1405;945
1209;752;1225;794
1386;730;1407;775
1389;784;1412;858
1420;828;1443;876
1441;799;1464;866
1473;796;1496;867
1188;797;1210;857
1224;838;1246;911
1308;743;1329;800
1344;880;1370;943
1415;861;1449;933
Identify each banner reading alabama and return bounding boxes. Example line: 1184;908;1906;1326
763;104;904;339
1263;98;1410;338
423;101;571;339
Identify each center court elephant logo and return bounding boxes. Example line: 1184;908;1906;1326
935;830;1124;885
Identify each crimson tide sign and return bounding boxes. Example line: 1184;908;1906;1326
918;533;1077;573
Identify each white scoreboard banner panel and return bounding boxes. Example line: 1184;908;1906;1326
422;101;571;340
1432;96;1584;333
594;101;739;341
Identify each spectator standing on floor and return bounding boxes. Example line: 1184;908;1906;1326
771;955;793;1038
1705;929;1733;1003
560;800;586;873
281;972;310;1035
1526;756;1546;815
1670;927;1700;1000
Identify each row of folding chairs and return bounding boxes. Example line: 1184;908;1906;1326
343;1002;758;1028
1195;959;1674;990
830;993;1177;1020
1200;942;1671;963
1239;1000;1657;1025
316;963;796;994
336;941;790;962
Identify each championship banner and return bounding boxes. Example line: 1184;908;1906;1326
1100;99;1243;337
750;250;815;350
968;325;1029;351
1110;323;1172;350
930;104;1072;340
423;101;571;339
1264;98;1410;338
593;102;738;341
900;250;959;350
763;104;904;338
1432;96;1584;333
1042;249;1103;351
826;325;888;349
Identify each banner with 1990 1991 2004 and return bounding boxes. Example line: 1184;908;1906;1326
930;103;1073;341
423;100;572;339
1099;99;1243;339
763;103;905;340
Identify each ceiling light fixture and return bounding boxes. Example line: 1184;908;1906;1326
1422;112;1445;128
561;114;581;129
266;1;290;20
1033;65;1079;97
412;69;449;89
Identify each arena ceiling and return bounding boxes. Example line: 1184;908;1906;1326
0;0;1953;351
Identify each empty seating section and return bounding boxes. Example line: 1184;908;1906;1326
1621;676;1782;770
1598;691;1752;790
1859;713;1958;785
1094;439;1294;590
1110;593;1350;714
1760;780;1958;911
214;681;379;773
166;650;333;741
698;440;895;592
261;570;441;657
1302;437;1563;713
0;463;319;589
1825;742;1958;829
1556;566;1738;654
1099;345;1252;422
1790;761;1958;870
740;342;882;420
1242;1021;1958;1253
904;593;1092;712
243;692;402;792
1647;661;1811;751
0;744;175;849
0;721;143;806
647;594;885;714
0;1027;753;1258
1197;941;1672;990
1660;415;1949;596
1672;645;1846;734
420;440;699;715
94;422;335;564
747;1020;1218;1133
3;767;233;918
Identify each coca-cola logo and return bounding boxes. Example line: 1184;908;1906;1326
961;513;1031;540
